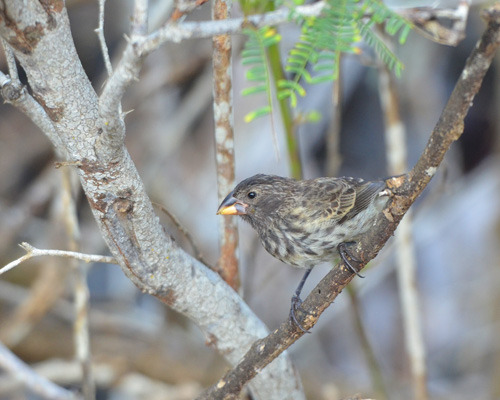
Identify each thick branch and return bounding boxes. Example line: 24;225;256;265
0;2;302;398
196;4;500;398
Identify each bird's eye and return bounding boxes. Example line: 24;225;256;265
247;191;257;199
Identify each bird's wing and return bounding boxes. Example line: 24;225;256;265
346;180;386;218
278;177;385;228
284;178;358;223
324;178;358;221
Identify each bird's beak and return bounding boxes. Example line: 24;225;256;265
216;191;248;215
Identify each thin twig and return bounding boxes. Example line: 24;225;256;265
0;341;79;400
95;0;113;77
0;243;116;276
171;0;210;22
60;166;96;400
326;58;342;176
0;70;10;86
96;0;153;155
152;202;211;268
1;9;74;159
212;0;240;290
74;264;94;400
0;72;64;152
346;285;387;398
137;1;466;52
1;38;19;80
401;1;470;46
96;1;323;159
195;6;500;398
268;42;299;178
132;0;149;36
0;170;65;349
137;1;327;53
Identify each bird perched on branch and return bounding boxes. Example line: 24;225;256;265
217;174;390;332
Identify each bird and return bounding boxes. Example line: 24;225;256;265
216;174;390;332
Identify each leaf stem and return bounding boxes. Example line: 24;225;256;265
267;39;302;179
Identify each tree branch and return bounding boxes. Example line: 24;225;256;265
0;2;302;398
0;242;116;276
96;1;151;158
136;1;327;53
0;70;64;152
132;0;149;36
0;341;79;400
196;4;500;398
95;0;113;77
1;38;18;80
212;0;240;290
95;0;326;160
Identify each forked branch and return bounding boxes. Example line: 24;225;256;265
196;4;500;399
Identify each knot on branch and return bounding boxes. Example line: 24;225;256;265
1;79;24;103
113;195;134;215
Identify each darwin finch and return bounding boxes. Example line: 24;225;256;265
217;174;389;331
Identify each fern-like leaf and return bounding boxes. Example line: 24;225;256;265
357;20;404;77
279;0;412;107
362;0;412;44
280;0;362;104
241;27;281;122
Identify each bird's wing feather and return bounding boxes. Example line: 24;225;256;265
349;181;385;214
285;178;358;223
278;177;385;227
335;181;357;219
338;180;386;223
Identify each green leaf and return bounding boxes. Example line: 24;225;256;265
244;105;272;122
241;0;412;118
357;20;405;76
240;26;282;122
278;79;306;97
305;110;322;122
398;24;412;44
241;85;268;96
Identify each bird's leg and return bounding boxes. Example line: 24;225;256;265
337;242;364;278
289;268;313;333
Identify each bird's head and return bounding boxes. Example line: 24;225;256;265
217;174;295;225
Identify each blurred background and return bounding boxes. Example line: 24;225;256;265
1;0;500;399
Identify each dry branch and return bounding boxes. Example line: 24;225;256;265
196;4;500;398
212;0;240;290
0;243;116;276
0;341;78;400
0;1;301;398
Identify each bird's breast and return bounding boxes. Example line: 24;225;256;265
257;220;345;269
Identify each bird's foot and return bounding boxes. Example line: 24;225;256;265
338;242;364;278
289;295;311;334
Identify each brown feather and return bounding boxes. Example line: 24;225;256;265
223;174;389;269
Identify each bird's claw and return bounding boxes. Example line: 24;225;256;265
338;242;364;278
289;295;311;334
